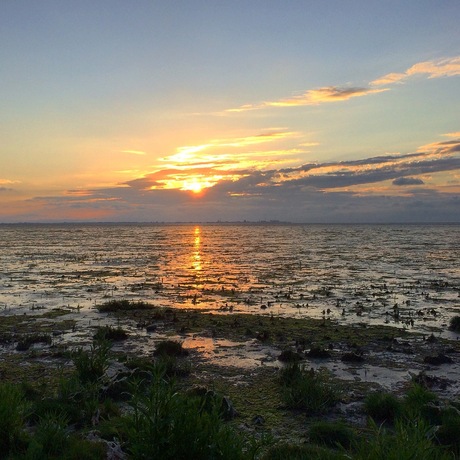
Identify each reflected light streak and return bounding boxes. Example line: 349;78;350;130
192;226;202;271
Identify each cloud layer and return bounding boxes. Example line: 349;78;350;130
3;134;458;223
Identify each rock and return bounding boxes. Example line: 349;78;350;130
221;395;238;420
252;414;265;425
278;349;303;362
426;333;438;343
341;352;364;363
306;347;331;359
423;353;453;365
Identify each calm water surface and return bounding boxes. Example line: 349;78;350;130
0;223;459;335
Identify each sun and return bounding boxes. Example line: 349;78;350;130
181;177;212;194
188;182;204;194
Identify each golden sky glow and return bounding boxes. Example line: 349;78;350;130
0;2;459;222
142;130;309;193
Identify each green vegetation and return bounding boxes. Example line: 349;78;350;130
93;325;128;341
364;391;402;423
122;369;249;460
449;315;460;332
354;418;453;460
154;339;187;357
96;299;154;312
279;363;340;414
308;420;356;449
1;308;460;459
72;339;111;384
0;383;28;453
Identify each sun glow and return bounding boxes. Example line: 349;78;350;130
180;177;215;194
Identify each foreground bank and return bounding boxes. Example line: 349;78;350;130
0;301;459;459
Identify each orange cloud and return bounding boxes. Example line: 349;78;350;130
372;56;460;86
228;86;387;112
122;129;317;194
120;150;146;155
267;86;387;107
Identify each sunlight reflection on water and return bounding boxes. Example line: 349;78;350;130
0;223;459;336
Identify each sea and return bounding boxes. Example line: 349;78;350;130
1;223;459;337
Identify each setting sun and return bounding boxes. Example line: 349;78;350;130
180;176;216;194
184;180;205;194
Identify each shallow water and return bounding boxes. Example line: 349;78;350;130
1;223;459;336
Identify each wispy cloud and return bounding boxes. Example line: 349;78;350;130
371;56;460;86
120;150;146;155
267;87;387;107
392;177;425;186
227;86;387;112
226;56;460;114
0;179;18;192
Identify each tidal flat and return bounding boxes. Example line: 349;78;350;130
1;224;459;457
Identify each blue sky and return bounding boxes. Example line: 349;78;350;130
1;0;459;222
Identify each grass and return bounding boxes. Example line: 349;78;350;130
308;420;356;449
1;308;460;459
72;339;111;384
96;299;154;313
0;383;28;453
279;363;340;414
122;369;251;460
154;339;188;357
354;417;453;460
261;443;347;460
15;333;52;351
449;315;460;332
93;325;128;341
364;391;402;423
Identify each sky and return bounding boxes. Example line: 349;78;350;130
1;0;459;223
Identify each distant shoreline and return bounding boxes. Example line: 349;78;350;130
0;221;459;226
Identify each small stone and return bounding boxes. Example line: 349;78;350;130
252;414;265;425
341;352;364;363
278;349;303;362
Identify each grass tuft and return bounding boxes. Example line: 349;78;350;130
96;299;154;312
93;325;128;341
72;339;111;384
309;420;357;449
364;391;402;423
154;339;188;357
449;316;460;332
279;363;339;414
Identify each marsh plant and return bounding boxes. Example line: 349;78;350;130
26;411;70;457
93;325;128;342
97;299;153;313
122;366;249;460
448;315;460;332
308;420;356;449
279;363;339;414
261;443;347;460
72;339;111;384
0;383;28;453
354;418;453;460
364;391;402;423
153;339;187;357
